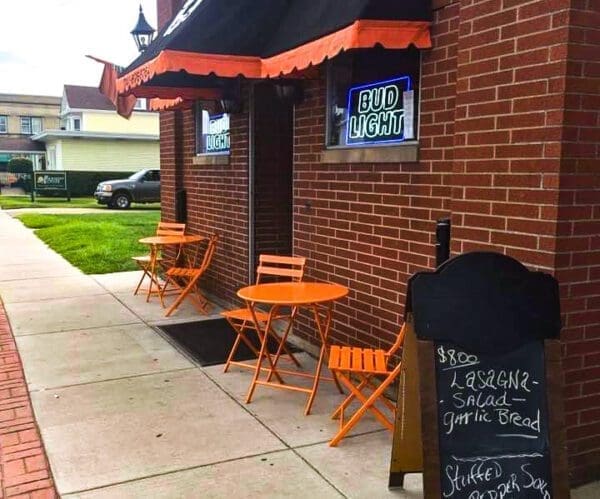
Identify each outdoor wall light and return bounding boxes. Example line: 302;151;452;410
274;82;304;104
131;5;156;53
219;99;242;114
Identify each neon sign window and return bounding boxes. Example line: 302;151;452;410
201;113;230;154
345;76;414;146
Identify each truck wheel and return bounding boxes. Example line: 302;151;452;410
113;192;131;210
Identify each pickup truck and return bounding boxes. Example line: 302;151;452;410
94;169;160;209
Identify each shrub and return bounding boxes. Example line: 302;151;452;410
7;158;33;190
7;158;33;174
66;171;134;196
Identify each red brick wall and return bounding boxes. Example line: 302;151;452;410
160;96;251;305
555;0;600;485
292;0;458;348
437;0;600;486
449;0;569;269
156;0;600;486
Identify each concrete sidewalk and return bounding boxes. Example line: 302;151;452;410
2;211;599;498
0;211;423;498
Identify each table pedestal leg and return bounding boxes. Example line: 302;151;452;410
146;245;156;303
146;245;164;307
246;304;285;404
304;303;344;415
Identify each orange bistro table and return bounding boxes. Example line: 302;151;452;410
237;281;349;415
138;234;205;305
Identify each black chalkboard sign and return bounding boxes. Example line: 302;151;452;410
407;252;568;498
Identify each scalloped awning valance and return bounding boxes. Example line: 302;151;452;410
94;0;431;117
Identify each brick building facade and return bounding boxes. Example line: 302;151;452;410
154;0;599;486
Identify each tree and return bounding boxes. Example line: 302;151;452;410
7;158;33;174
7;158;33;191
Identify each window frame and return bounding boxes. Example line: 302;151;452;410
20;117;32;135
20;116;43;135
324;50;422;151
134;98;147;110
31;117;42;134
144;170;160;182
0;115;7;134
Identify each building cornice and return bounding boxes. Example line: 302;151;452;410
31;130;159;142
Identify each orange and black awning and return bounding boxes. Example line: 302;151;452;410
96;0;432;116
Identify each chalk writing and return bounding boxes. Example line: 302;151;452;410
436;341;552;497
442;455;552;498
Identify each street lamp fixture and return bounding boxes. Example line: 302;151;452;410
131;5;155;53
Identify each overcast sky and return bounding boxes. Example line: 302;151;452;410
0;0;158;97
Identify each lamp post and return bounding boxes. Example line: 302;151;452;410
131;5;155;52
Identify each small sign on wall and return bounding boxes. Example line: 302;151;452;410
345;76;414;146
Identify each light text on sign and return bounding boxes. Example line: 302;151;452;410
346;76;414;146
437;345;541;439
205;114;230;153
443;456;551;499
34;172;67;190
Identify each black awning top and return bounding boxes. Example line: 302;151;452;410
265;0;432;57
124;0;431;73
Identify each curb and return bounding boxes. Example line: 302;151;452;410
0;300;57;498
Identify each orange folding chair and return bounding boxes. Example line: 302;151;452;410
160;234;218;317
221;255;306;373
132;222;186;295
328;323;406;446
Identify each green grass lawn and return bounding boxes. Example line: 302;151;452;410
0;195;160;210
0;195;98;209
17;212;161;274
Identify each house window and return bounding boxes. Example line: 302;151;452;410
134;98;147;110
72;118;81;131
20;117;42;135
326;48;420;148
195;103;230;155
0;115;7;134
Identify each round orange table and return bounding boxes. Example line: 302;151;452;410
237;282;349;415
138;234;204;303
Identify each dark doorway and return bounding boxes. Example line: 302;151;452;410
251;82;294;274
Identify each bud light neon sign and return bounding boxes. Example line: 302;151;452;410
204;114;230;153
346;76;414;146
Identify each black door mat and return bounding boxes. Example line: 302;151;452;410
157;318;301;367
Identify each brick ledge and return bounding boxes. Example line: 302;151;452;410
320;143;419;164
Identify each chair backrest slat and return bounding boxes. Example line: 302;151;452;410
198;234;218;273
156;222;186;236
256;266;303;279
256;255;306;283
259;255;305;266
386;323;407;356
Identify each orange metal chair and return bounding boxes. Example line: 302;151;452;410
132;222;186;295
160;234;218;317
328;323;406;446
221;255;306;373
